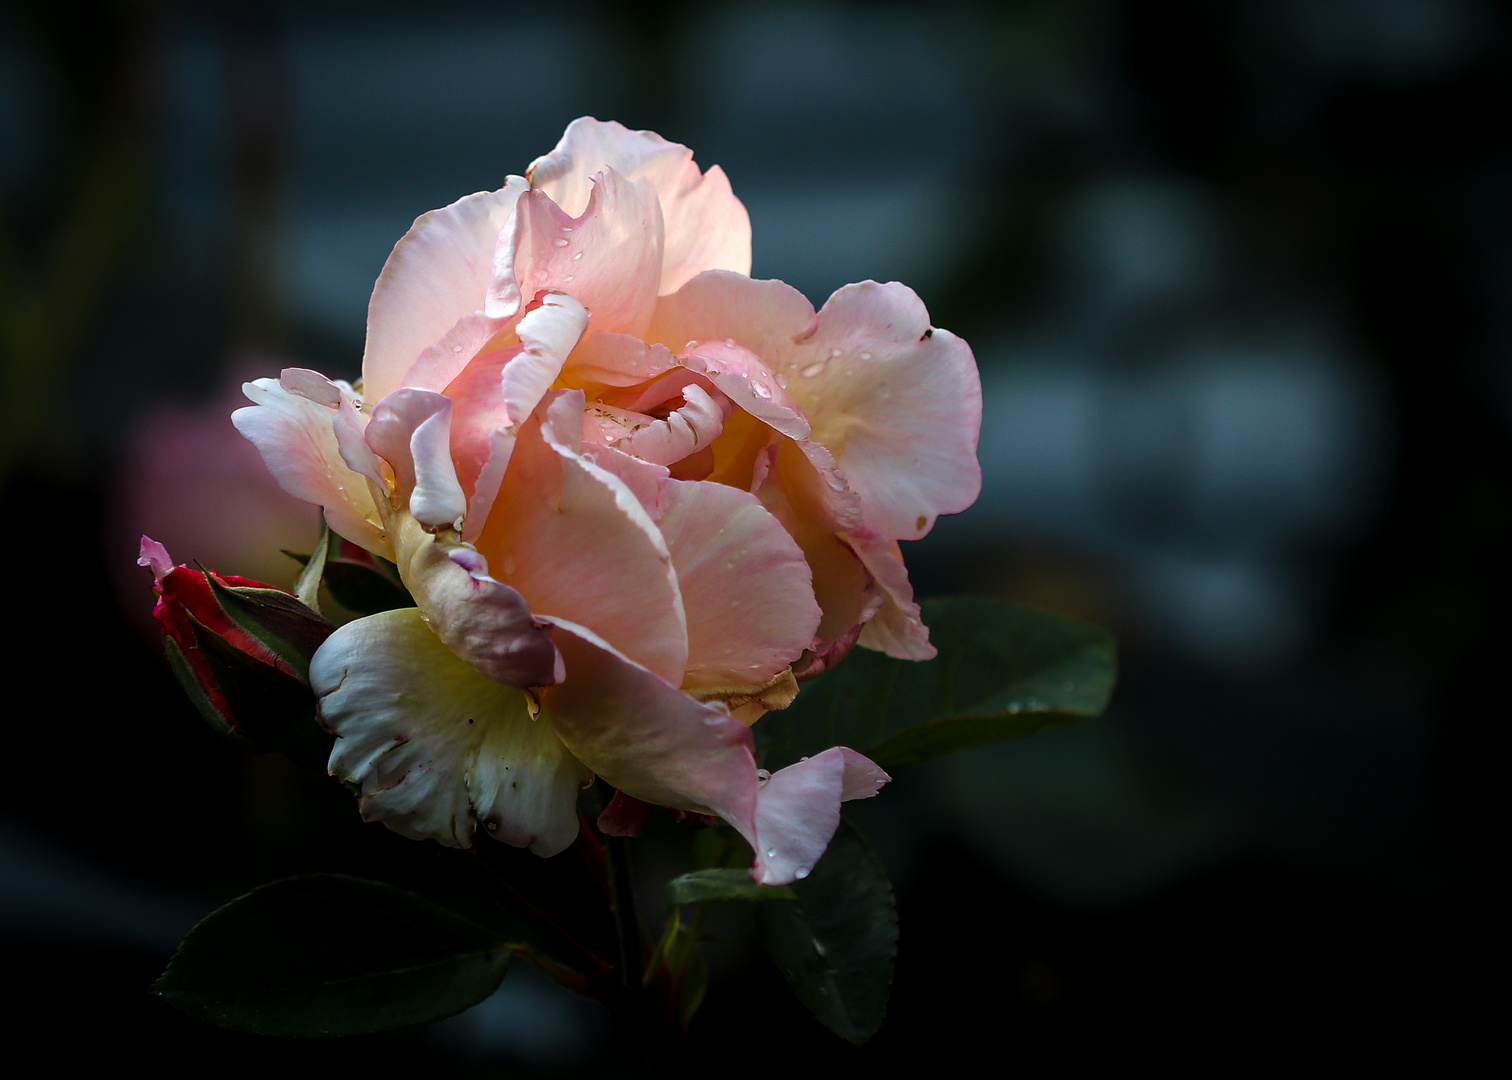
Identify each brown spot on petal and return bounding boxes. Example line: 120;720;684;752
916;515;928;531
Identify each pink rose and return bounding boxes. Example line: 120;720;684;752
231;118;981;885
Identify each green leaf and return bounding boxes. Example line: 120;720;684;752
154;874;520;1036
666;869;796;906
756;819;896;1044
756;597;1116;770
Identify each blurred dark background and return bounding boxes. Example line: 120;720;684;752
1;0;1505;1071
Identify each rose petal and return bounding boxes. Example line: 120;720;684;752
749;747;890;884
753;453;879;654
782;282;982;540
679;338;810;441
563;330;678;388
363;388;467;528
846;526;934;660
526;117;750;294
363;181;527;405
312;608;588;855
474;392;688;685
656;478;820;692
233;378;390;557
387;513;562;688
541;621;882;886
443;292;589;539
648;270;817;364
506;170;663;339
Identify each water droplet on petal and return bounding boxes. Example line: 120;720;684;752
560;225;573;232
452;343;464;353
564;275;574;282
753;381;772;399
572;251;583;260
795;867;810;880
724;338;736;348
829;348;843;358
860;351;873;361
765;848;777;859
801;362;826;378
554;237;569;247
775;373;788;388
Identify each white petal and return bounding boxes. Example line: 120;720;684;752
312;608;589;855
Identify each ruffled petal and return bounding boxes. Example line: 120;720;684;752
474;392;688;685
653;274;981;541
388;513;562;689
562;330;678;388
613;382;728;467
541;622;886;885
526;117;750;293
846;527;934;660
363;181;527;404
656;478;820;692
312;608;589;855
780;282;981;540
679;338;809;441
648;270;817;367
541;619;757;816
232;376;390;558
363;388;467;528
749;747;890;884
753;449;879;655
506;170;663;339
443;292;589;539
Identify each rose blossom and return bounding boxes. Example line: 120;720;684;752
231;118;981;885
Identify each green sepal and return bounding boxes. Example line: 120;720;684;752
288;525;414;618
184;611;331;768
201;569;331;683
756;819;897;1044
161;633;251;747
154;874;526;1037
757;597;1117;771
667;869;796;905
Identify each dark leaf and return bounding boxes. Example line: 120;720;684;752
757;597;1116;770
756;819;897;1043
154;874;520;1037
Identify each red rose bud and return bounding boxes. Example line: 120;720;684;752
140;536;334;763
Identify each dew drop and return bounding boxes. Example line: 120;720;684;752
564;275;574;282
801;361;826;378
560;225;573;232
452;343;464;353
553;238;569;247
753;381;773;399
795;867;810;880
829;348;843;358
775;373;788;388
860;351;873;360
765;849;777;859
572;251;583;260
724;338;736;348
